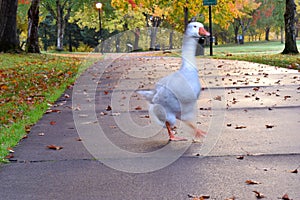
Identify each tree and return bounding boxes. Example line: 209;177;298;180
232;0;261;44
282;0;299;54
0;0;20;52
25;0;40;53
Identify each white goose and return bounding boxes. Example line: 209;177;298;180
138;22;210;141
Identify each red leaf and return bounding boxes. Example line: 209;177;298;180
253;190;265;199
246;180;261;185
50;121;56;125
135;106;142;110
282;193;290;200
47;145;63;150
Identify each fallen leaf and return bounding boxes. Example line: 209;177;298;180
214;96;222;101
45;109;61;114
22;135;28;139
289;168;298;173
106;105;112;111
7;147;14;153
235;125;247;129
246;180;261;185
265;124;274;129
75;138;82;141
47;145;63;150
64;93;70;98
225;197;236;200
281;193;291;200
104;91;109;95
187;194;210;200
236;155;244;160
284;95;291;100
5;153;14;159
252;190;265;199
50;121;56;125
135;106;142;110
25;125;32;133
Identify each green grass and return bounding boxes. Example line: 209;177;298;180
209;41;300;69
0;53;91;162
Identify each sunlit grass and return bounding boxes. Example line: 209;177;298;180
0;53;90;162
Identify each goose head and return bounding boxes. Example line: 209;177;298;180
185;22;210;38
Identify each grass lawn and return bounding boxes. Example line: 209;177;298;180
208;41;300;69
0;53;92;162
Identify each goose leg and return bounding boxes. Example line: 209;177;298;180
185;121;207;138
166;122;187;141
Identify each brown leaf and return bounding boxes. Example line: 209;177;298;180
135;106;142;110
253;87;260;91
106;105;112;111
284;95;291;100
253;190;265;199
265;124;274;129
235;125;247;129
47;145;63;150
45;109;61;114
225;197;236;200
289;168;298;173
75;138;82;141
246;180;261;185
50;121;56;125
25;125;32;133
282;193;291;200
214;95;222;101
188;194;210;199
5;153;14;159
236;155;244;160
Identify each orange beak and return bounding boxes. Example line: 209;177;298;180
199;27;210;36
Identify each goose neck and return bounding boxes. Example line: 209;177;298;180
181;36;198;70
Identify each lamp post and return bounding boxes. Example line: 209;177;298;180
96;2;102;40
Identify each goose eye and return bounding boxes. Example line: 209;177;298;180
194;25;197;28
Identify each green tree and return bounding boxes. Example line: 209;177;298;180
41;0;95;51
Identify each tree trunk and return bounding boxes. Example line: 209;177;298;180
56;0;64;51
0;0;20;52
26;0;40;53
280;25;284;44
184;4;188;31
265;26;270;41
169;29;174;49
282;0;299;54
133;28;140;51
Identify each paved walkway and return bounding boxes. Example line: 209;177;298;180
0;53;299;200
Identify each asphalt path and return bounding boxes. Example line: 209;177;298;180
0;53;299;200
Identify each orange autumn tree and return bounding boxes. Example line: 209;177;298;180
232;0;261;43
112;0;250;32
111;0;261;46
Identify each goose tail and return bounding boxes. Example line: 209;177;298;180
136;90;156;102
